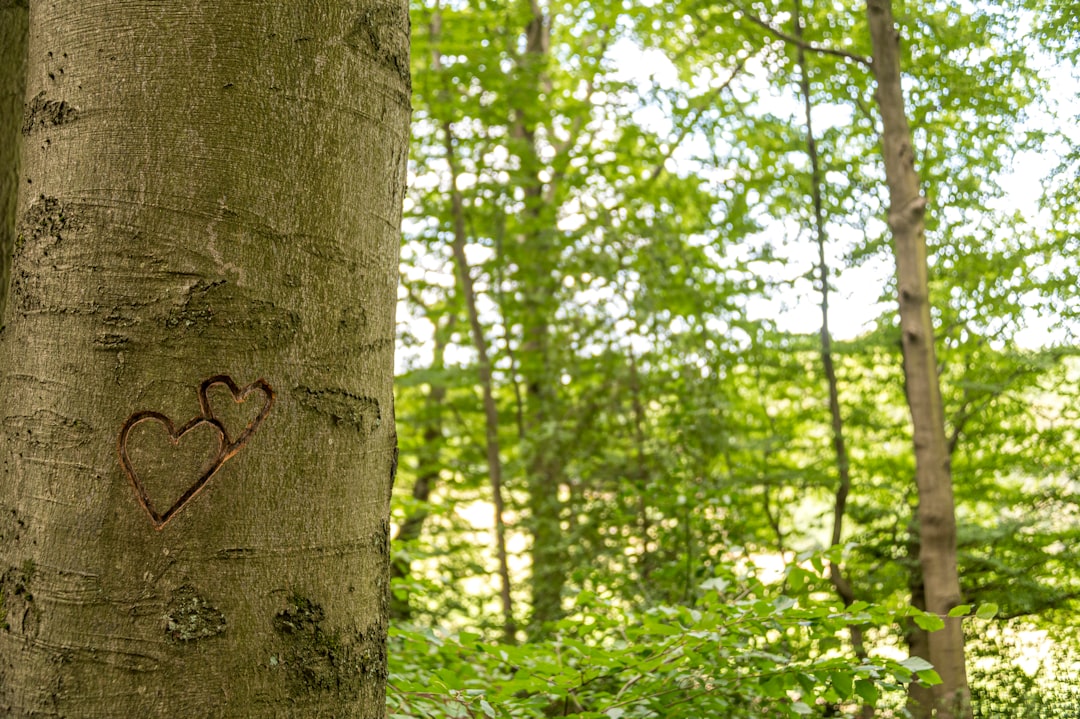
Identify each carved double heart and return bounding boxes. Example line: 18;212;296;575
117;375;274;529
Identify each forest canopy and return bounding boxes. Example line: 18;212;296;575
388;1;1080;717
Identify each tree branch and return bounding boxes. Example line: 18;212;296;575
731;2;872;67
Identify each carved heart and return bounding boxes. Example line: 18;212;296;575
117;411;227;529
117;375;274;529
197;375;275;459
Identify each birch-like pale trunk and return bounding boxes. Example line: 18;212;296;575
0;3;409;717
866;1;972;716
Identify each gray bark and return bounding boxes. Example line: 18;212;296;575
0;3;409;717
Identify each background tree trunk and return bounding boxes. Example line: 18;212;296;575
0;3;409;717
0;0;28;323
514;0;569;638
866;1;972;716
792;5;872;715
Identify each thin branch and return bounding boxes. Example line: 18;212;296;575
550;33;612;159
731;1;872;67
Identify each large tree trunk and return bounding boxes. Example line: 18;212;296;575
0;3;409;717
0;0;28;322
865;1;971;717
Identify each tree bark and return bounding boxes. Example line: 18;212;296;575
0;0;28;323
865;1;971;716
905;534;936;719
0;3;409;717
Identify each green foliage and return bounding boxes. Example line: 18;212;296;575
389;562;941;718
393;0;1080;715
969;628;1080;718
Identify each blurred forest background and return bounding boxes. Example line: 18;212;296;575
386;0;1080;716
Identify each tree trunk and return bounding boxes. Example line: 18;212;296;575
0;0;28;323
0;3;409;717
513;0;568;638
865;1;971;716
442;120;517;643
791;5;872;715
905;534;936;719
428;4;517;643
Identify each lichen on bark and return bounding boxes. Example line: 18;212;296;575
164;585;226;642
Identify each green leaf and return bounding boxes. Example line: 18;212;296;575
760;674;788;698
947;605;971;617
831;671;854;699
480;699;496;718
574;590;598;607
699;577;730;592
975;603;999;620
854;679;879;705
900;656;935;672
917;669;943;686
796;672;817;697
913;613;945;632
791;701;813;715
774;596;797;612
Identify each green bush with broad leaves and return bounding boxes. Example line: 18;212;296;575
388;559;950;718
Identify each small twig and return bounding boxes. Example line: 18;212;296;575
730;1;872;67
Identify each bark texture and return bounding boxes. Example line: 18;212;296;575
865;1;971;716
0;0;28;323
0;3;409;717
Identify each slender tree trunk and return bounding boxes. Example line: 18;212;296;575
512;0;568;636
0;0;28;323
791;6;872;717
0;4;409;717
905;531;936;718
442;121;517;643
866;1;971;716
628;350;654;584
429;6;517;643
